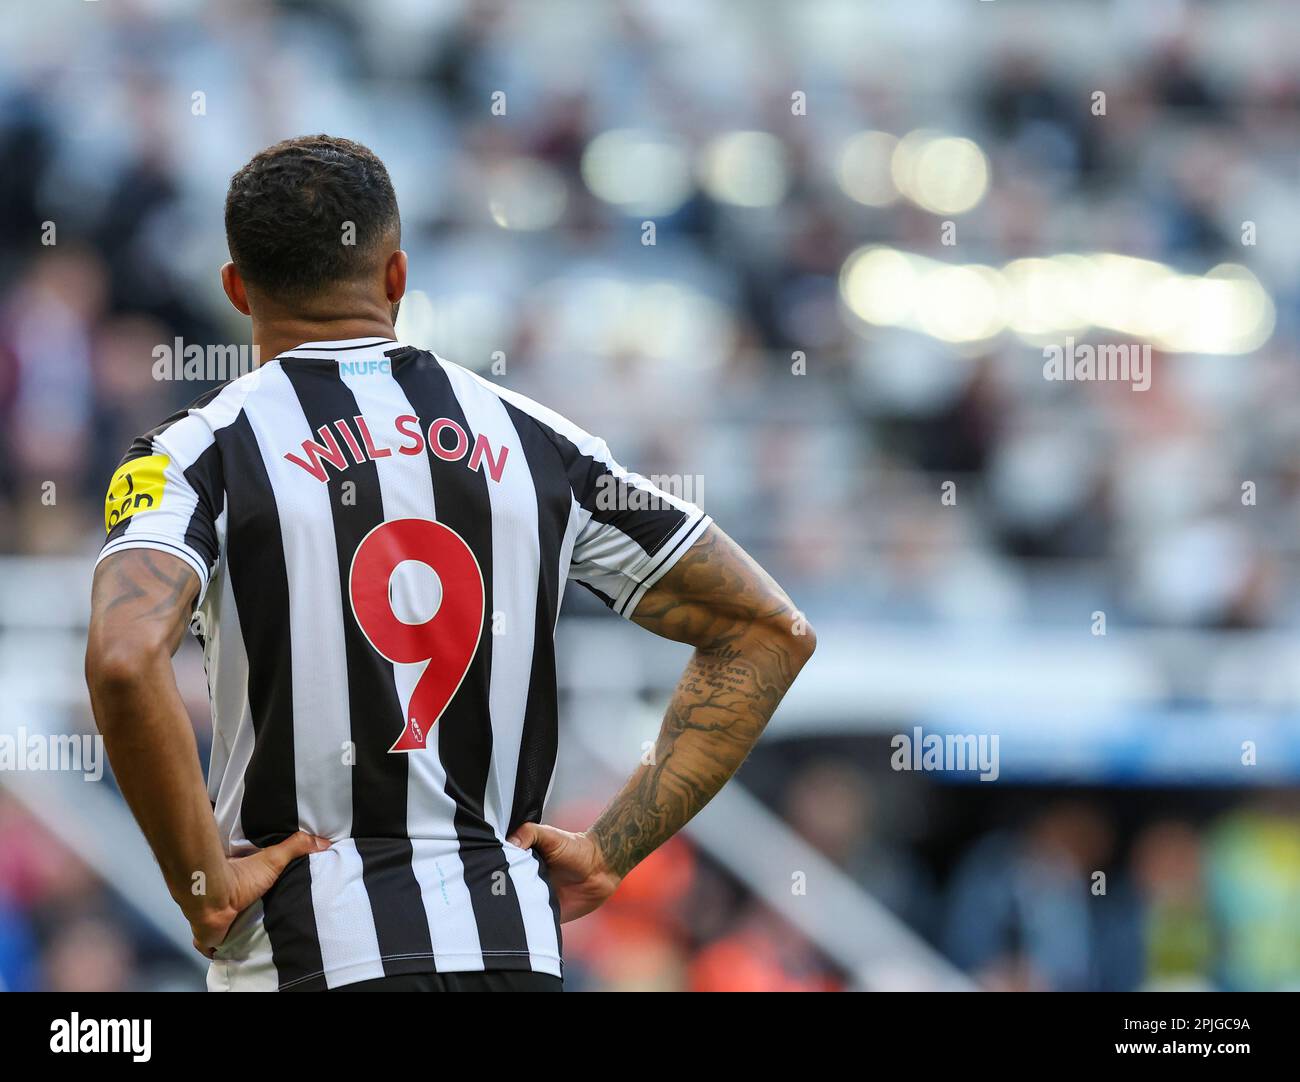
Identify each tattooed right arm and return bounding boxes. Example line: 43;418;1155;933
509;524;815;920
86;550;229;923
86;549;328;956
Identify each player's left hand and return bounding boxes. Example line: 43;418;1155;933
507;823;621;923
188;831;332;957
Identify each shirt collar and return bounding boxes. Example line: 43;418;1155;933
281;336;399;356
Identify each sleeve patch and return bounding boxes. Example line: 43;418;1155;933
105;453;170;533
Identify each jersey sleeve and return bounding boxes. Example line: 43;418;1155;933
559;428;712;619
96;417;223;602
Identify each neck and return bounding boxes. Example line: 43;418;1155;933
251;308;397;366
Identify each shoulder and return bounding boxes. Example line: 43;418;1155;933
426;351;606;460
125;365;271;467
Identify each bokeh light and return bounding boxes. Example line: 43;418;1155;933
581;129;693;216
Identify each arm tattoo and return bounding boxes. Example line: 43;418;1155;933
94;550;199;653
590;527;812;877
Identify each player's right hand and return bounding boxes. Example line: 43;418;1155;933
187;831;332;958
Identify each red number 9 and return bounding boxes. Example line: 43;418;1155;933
348;518;485;752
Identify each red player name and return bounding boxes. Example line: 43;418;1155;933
285;414;508;484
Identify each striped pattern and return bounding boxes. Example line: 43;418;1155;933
95;338;711;991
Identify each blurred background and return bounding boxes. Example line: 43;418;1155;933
3;0;1300;992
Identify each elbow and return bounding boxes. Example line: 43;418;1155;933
757;609;816;671
85;633;166;708
787;617;817;668
85;644;138;701
85;645;150;739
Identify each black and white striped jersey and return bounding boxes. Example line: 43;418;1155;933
97;337;711;991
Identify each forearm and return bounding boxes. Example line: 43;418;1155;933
590;621;807;877
87;651;229;918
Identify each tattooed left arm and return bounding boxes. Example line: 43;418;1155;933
86;549;328;956
509;525;815;922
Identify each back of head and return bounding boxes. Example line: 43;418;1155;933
224;134;400;304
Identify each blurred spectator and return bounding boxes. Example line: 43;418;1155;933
943;803;1142;991
1206;797;1300;991
1131;820;1215;990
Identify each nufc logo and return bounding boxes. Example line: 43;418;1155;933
104;454;169;532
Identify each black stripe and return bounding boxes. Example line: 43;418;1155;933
262;860;327;992
219;410;325;988
575;580;617;609
391;349;531;961
281;359;434;973
503;401;566;833
104;516;134;548
502;401;569;955
182;441;223;574
548;430;687;556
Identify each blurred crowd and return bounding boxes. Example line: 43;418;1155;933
2;0;1300;990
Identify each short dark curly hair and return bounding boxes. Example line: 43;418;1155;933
224;134;400;299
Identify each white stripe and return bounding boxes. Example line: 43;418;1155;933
307;841;386;988
244;363;384;983
438;360;537;836
246;364;357;838
208;565;257;854
439;360;562;967
168;367;263;464
206;900;278;991
557;501;582;632
542;501;583;825
153;413;213;468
